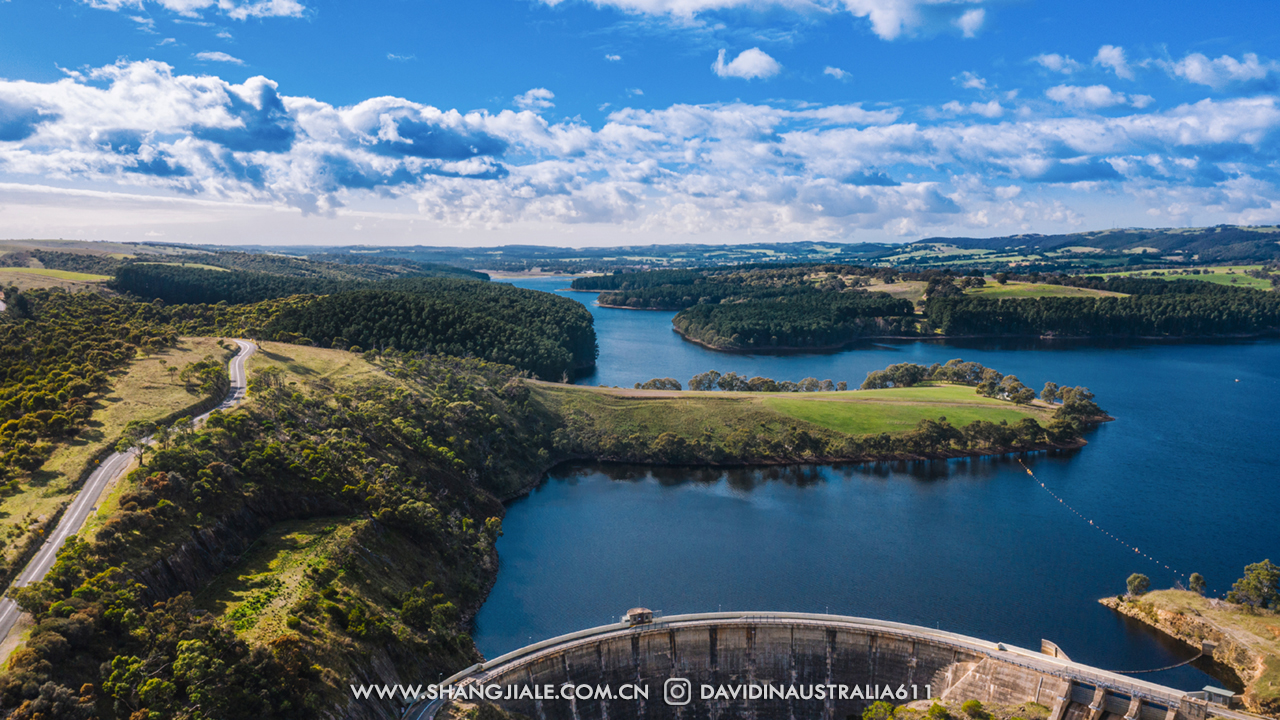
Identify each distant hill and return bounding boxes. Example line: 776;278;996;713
4;225;1279;278
918;226;1280;263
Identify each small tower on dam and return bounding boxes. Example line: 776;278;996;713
410;612;1247;720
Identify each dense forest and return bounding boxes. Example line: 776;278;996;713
574;264;924;310
673;294;915;350
101;267;602;379
0;250;124;275
925;289;1280;337
111;265;356;305
263;279;598;379
109;262;486;305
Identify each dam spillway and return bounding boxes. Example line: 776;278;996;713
408;613;1249;720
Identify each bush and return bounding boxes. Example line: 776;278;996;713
929;704;951;720
962;700;985;719
864;701;895;720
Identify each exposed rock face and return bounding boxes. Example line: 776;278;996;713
1100;597;1274;716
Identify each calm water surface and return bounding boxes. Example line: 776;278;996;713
474;277;1280;690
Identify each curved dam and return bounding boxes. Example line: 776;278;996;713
407;613;1255;720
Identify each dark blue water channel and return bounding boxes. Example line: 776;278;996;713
475;277;1280;690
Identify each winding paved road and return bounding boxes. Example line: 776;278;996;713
0;339;256;646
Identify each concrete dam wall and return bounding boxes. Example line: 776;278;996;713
410;613;1239;720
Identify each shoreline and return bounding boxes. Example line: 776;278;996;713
1099;594;1278;717
670;322;1280;355
496;439;1087;503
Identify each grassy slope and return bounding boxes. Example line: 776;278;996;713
250;341;389;386
0;269;109;292
0;267;110;282
764;385;1047;435
866;279;929;304
1101;265;1272;291
5;337;231;576
967;281;1125;298
534;382;1046;444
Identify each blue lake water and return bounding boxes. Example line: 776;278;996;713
475;276;1280;691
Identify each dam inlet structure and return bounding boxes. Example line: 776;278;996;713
405;612;1258;720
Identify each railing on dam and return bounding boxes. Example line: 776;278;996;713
403;612;1260;720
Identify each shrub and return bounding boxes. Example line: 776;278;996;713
962;700;985;718
864;701;895;720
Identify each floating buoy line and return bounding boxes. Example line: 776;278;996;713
1016;458;1213;593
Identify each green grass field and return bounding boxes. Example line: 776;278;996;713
0;267;110;281
967;281;1124;299
764;385;1045;435
866;279;929;304
0;268;111;292
249;342;389;386
1100;265;1272;290
536;382;1047;445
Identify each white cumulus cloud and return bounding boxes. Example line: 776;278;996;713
1046;84;1152;110
1094;45;1134;80
195;51;244;64
940;100;1003;118
955;71;988;90
605;54;622;61
712;48;781;80
824;66;849;80
1032;53;1082;74
955;8;984;38
515;88;556;110
539;0;988;41
80;0;305;20
1164;52;1279;89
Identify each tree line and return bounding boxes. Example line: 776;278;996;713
110;261;484;305
924;290;1280;337
672;293;915;350
858;359;1107;423
633;371;849;392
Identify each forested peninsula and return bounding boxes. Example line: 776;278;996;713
0;281;1110;720
572;266;1280;352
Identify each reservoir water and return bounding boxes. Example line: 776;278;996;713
477;276;1280;691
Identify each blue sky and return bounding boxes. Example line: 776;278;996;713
0;0;1278;246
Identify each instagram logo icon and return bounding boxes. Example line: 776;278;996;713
663;678;692;706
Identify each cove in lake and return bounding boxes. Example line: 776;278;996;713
476;277;1280;691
